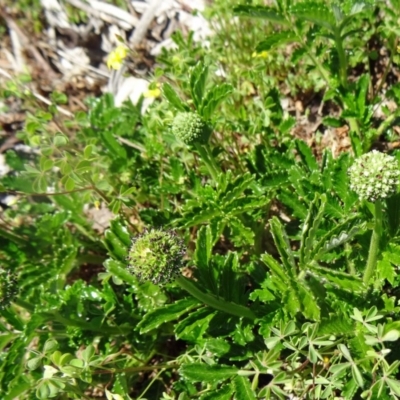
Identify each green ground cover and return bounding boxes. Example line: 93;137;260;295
2;0;400;398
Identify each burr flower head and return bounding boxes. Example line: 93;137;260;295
172;112;211;145
348;150;400;202
127;229;186;285
0;268;18;310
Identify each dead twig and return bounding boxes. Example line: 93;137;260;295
64;0;138;30
0;8;58;79
130;0;163;48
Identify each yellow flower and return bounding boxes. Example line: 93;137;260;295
252;50;268;59
143;88;161;98
107;44;128;70
397;45;400;54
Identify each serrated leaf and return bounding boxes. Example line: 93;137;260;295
103;259;137;286
342;377;358;399
278;191;308;219
180;363;238;383
298;282;320;321
233;5;288;24
190;63;209;110
282;290;301;317
269;217;297;278
356;74;369;117
378;258;395;286
295;139;319;171
323;116;344;127
182;208;220;227
201;83;233;120
233;375;256;400
261;253;287;284
256;31;297;52
300;193;326;266
194;225;217;293
0;333;16;352
109;218;131;247
218;172;253;203
100;131;127;159
313;220;362;259
204;339;231;357
111;373;130;399
290;2;337;31
279;116;296;134
195;225;213;271
262;171;289;188
229;217;254;246
386;193;400;237
318;316;354;335
175;307;216;341
200;384;234;400
138;298;199;333
104;230;128;261
308;265;363;291
4;376;31;400
162;83;188;111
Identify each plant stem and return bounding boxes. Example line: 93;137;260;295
6;186;94;197
363;200;383;285
94;362;178;375
289;22;331;86
14;298;35;313
344;243;356;275
376;108;400;137
332;30;364;152
0;227;29;245
176;276;256;321
334;29;348;88
194;143;221;182
375;36;398;97
14;299;131;335
51;312;132;334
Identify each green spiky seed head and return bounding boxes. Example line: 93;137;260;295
127;229;186;285
172;112;211;145
0;269;18;310
348;150;400;202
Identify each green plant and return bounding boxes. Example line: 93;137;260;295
234;0;400;154
2;0;400;398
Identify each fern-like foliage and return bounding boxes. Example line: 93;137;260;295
179;171;269;246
